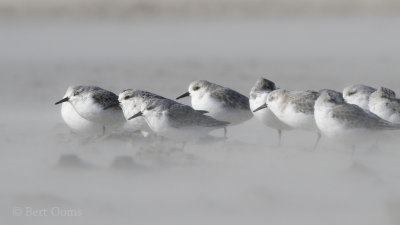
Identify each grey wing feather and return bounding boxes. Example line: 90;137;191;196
167;103;229;128
135;90;166;100
386;99;400;113
332;104;400;130
92;89;121;110
211;88;250;110
290;91;319;114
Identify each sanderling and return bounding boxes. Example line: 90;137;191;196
128;98;229;141
118;89;209;136
249;78;291;144
368;87;400;124
253;89;321;149
118;89;166;135
176;80;252;136
315;90;400;146
343;84;376;111
58;89;104;135
55;85;125;134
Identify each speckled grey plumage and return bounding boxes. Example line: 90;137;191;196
211;89;250;110
250;78;277;99
370;87;400;112
319;89;344;101
73;86;120;110
343;84;376;97
194;80;249;110
370;87;396;99
122;89;209;114
331;104;400;130
148;99;229;128
385;99;400;113
121;89;166;101
284;90;320;114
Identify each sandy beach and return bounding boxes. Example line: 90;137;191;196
1;2;400;224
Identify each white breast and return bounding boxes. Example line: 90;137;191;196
345;95;369;111
73;97;125;126
314;106;343;138
314;105;382;145
369;98;400;124
250;93;291;130
121;101;151;132
144;110;218;141
269;101;317;131
61;102;103;134
192;92;251;125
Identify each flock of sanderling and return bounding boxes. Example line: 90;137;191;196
55;78;400;149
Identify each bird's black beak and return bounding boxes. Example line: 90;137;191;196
128;111;143;120
55;97;69;105
196;110;209;114
176;92;190;100
253;103;268;112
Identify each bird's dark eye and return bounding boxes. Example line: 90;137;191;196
347;91;356;96
261;84;267;89
193;86;200;91
146;105;156;111
124;95;131;100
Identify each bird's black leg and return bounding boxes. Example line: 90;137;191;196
278;129;282;146
223;127;227;139
312;132;321;151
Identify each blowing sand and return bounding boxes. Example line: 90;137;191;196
1;15;400;225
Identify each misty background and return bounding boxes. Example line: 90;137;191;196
1;0;400;224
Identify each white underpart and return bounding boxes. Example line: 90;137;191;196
315;102;383;145
191;92;252;125
343;93;370;111
71;95;124;128
267;99;317;131
249;92;292;131
120;99;152;133
61;101;103;135
143;109;213;141
369;97;400;124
